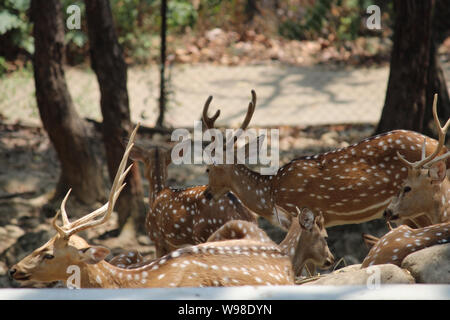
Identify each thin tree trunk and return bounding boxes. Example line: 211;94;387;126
423;0;450;137
157;0;168;128
84;0;145;234
30;0;105;205
423;39;450;137
376;0;434;134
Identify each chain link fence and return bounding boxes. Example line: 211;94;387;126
0;0;449;130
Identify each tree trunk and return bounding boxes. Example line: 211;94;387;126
84;0;145;234
156;0;168;128
423;40;450;137
30;0;105;205
375;0;435;134
423;0;450;137
245;0;260;24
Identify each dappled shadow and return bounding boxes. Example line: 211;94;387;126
168;64;387;128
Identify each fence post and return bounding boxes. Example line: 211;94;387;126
157;0;168;127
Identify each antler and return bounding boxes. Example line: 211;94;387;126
202;90;256;131
238;89;256;131
397;94;450;169
225;90;257;149
52;123;140;239
202;96;220;130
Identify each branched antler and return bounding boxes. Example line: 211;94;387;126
52;123;140;238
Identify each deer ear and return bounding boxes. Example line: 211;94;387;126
298;208;314;232
128;143;147;162
79;246;111;265
429;161;446;183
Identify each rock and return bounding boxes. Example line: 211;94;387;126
303;264;415;285
401;243;450;284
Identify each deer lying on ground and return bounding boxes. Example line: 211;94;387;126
207;207;334;277
9;125;294;288
202;91;450;229
129;142;256;257
108;250;145;269
383;95;450;227
360;96;450;268
361;222;450;268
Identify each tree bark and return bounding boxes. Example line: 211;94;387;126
376;0;450;137
30;0;105;205
245;0;260;24
156;0;168;128
423;39;450;137
376;0;434;134
423;0;450;137
84;0;145;234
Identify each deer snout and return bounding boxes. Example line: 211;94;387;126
9;265;30;281
8;268;16;278
323;255;334;269
383;208;392;219
383;208;399;221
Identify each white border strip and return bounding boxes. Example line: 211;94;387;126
0;285;449;300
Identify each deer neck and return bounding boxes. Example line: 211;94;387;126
145;167;168;207
291;231;314;275
433;178;450;223
279;218;301;260
78;262;121;288
81;261;164;288
230;165;275;220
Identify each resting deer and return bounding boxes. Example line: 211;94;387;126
202;91;450;229
383;95;450;227
129;142;256;257
9;125;294;288
207;207;334;276
361;222;450;268
108;250;144;269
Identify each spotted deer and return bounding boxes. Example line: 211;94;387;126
361;222;450;268
202;91;450;229
207;207;334;276
383;95;450;227
9;125;294;288
129;142;256;258
108;250;144;269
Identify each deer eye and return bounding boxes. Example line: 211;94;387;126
43;254;54;260
206;168;210;173
403;186;411;193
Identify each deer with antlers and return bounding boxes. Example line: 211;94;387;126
383;95;450;227
9;125;294;288
207;207;334;276
129;141;256;258
202;91;450;230
361;221;450;268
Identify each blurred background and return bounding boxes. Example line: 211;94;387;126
0;0;449;287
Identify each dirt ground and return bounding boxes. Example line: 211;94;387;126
0;120;392;288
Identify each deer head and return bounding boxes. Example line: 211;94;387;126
291;207;334;274
10;124;139;285
128;140;173;206
361;222;450;268
384;95;450;225
203;90;258;201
